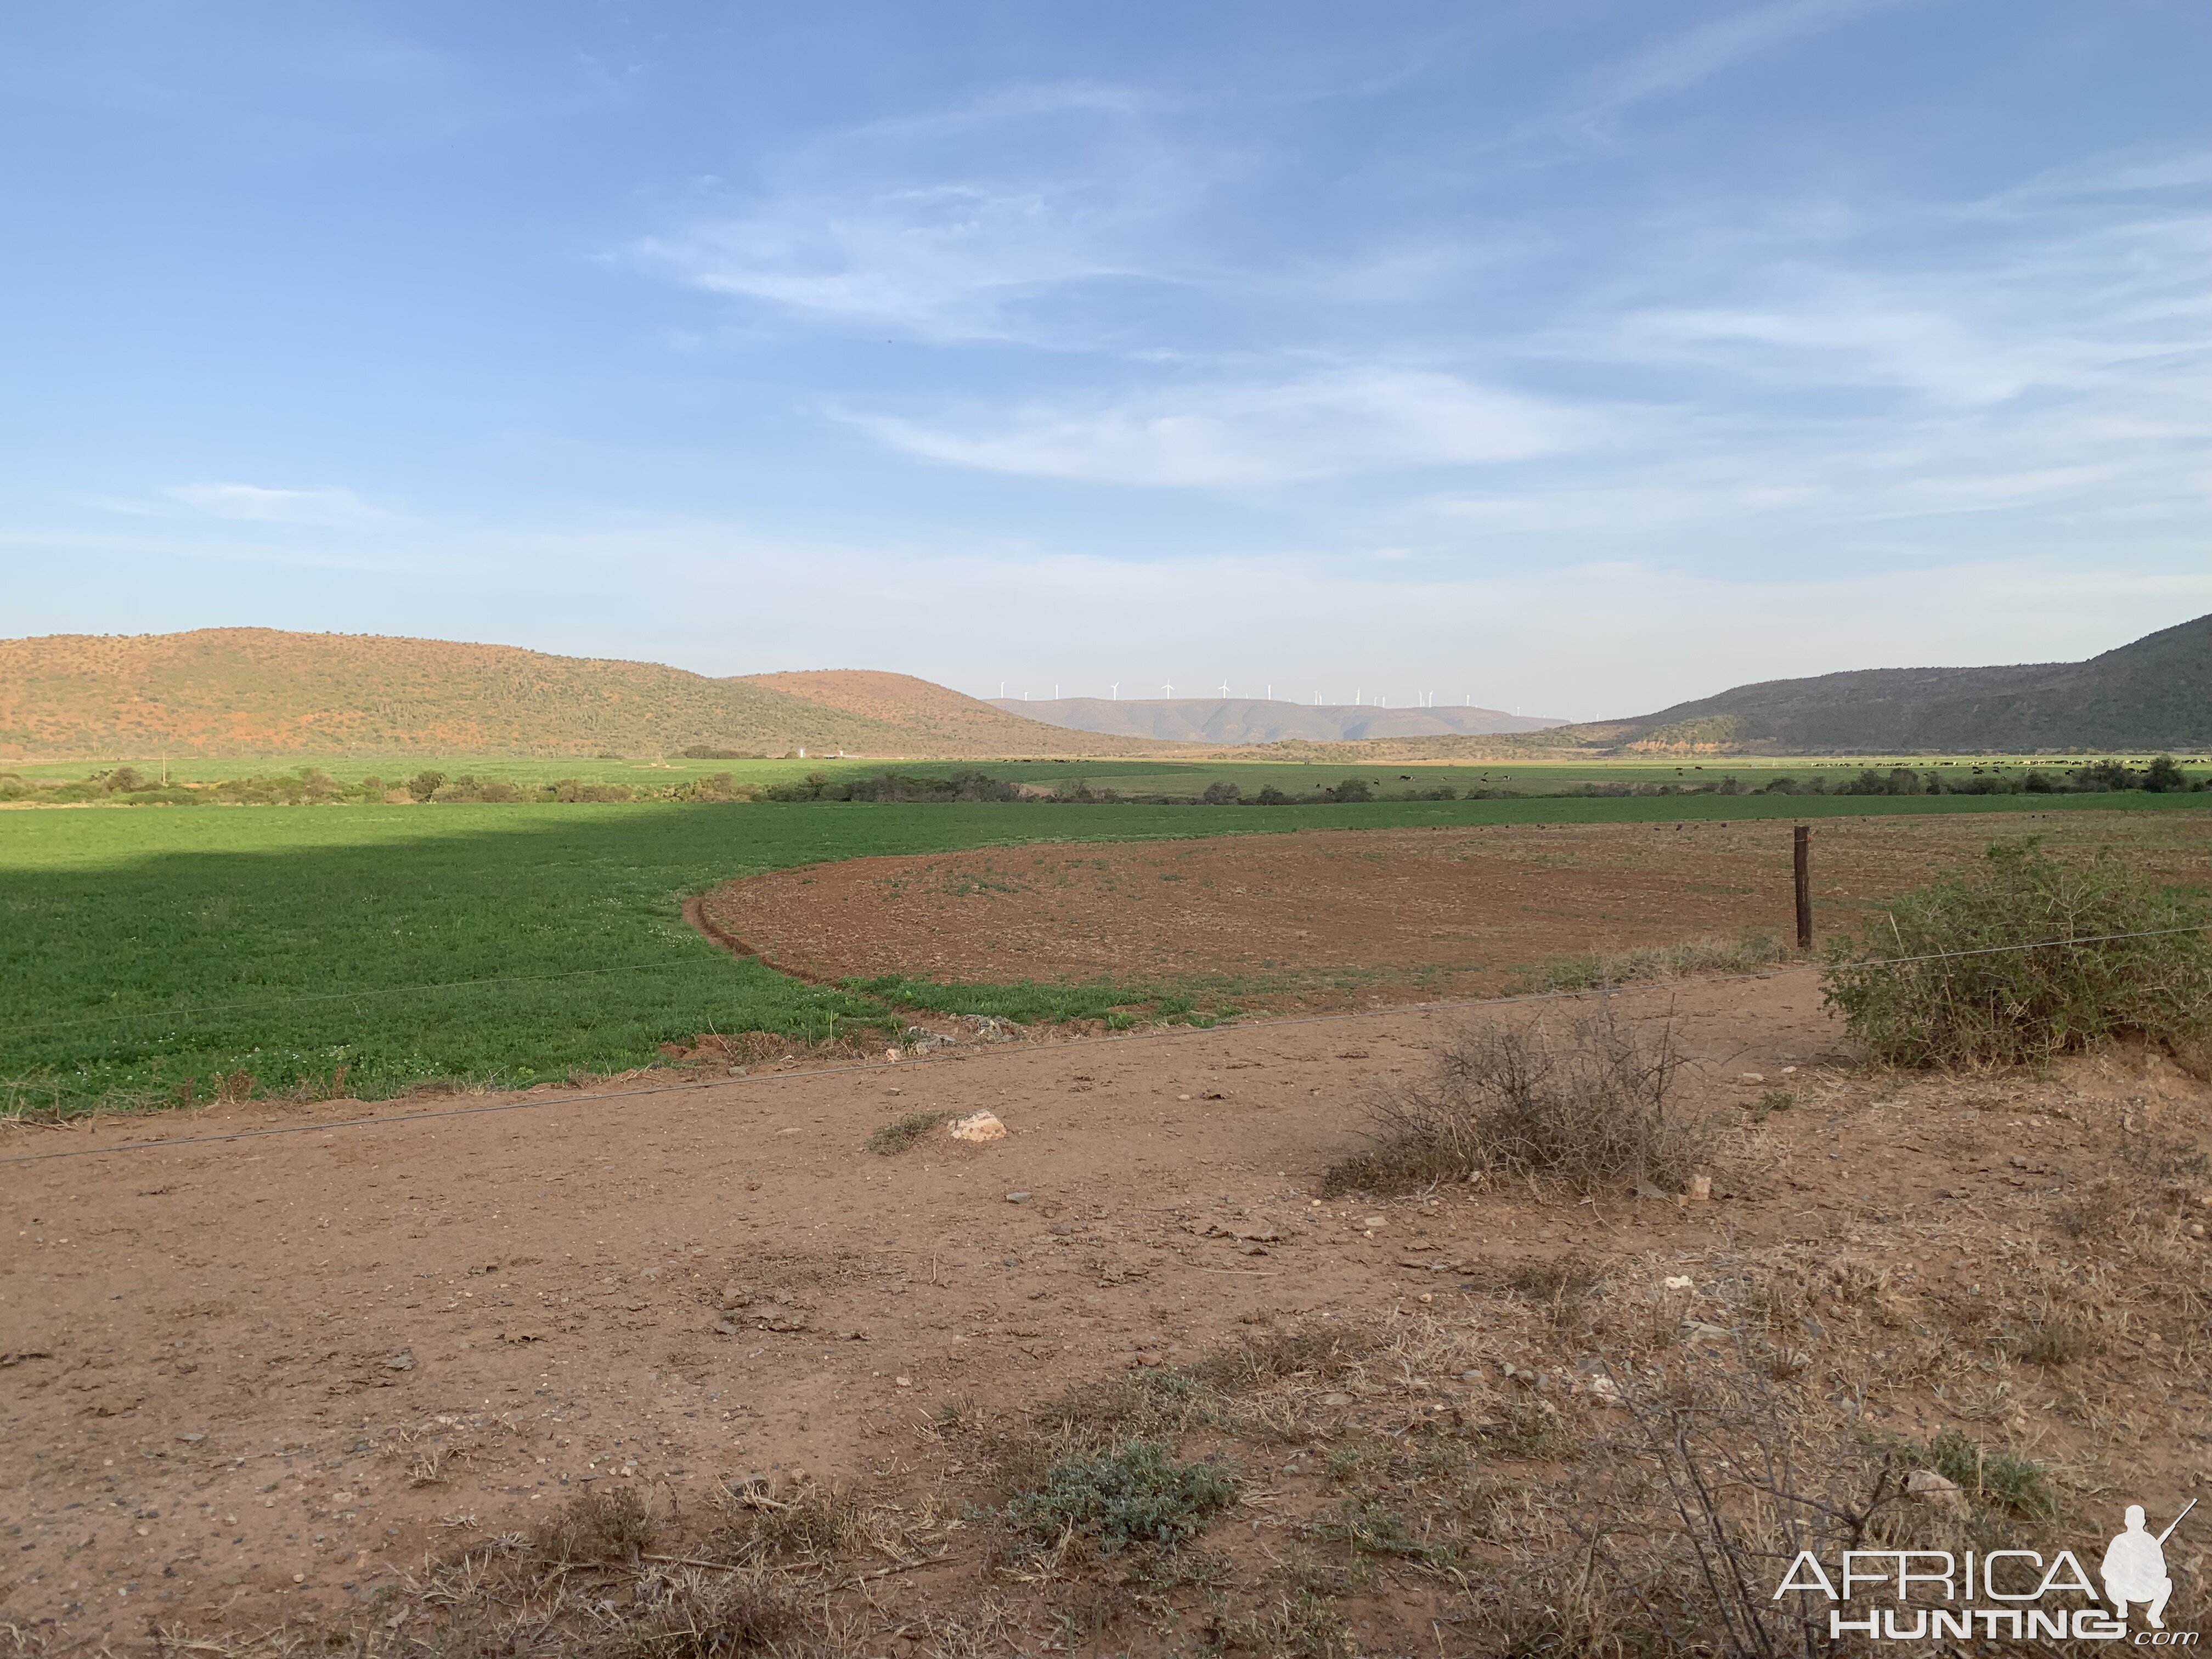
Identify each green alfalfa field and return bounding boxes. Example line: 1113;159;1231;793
3;788;2206;1116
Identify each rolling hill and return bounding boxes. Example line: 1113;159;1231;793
985;696;1566;744
1556;613;2211;754
0;630;1161;759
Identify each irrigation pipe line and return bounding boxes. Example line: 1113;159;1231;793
8;921;2208;1039
4;918;2208;1171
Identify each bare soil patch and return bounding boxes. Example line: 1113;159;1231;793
6;974;2210;1654
699;810;2208;1012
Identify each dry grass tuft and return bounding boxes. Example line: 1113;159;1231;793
1323;1001;1713;1196
1523;933;1787;993
865;1109;952;1155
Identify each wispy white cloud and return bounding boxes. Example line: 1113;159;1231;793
168;483;390;528
632;83;1207;344
854;369;1594;486
1562;0;1918;134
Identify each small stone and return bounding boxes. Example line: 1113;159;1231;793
1417;1292;1433;1303
884;1048;902;1062
1320;1391;1353;1406
1177;1093;1192;1101
1663;1275;1695;1290
1005;1190;1032;1204
1905;1468;1967;1512
177;1432;205;1443
1048;1223;1073;1236
382;1350;415;1372
1358;1215;1386;1231
1688;1174;1712;1203
726;1066;747;1077
292;1572;306;1583
894;1376;912;1387
950;1111;1006;1143
1738;1073;1764;1084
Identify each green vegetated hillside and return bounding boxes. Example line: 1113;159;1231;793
1259;614;2211;761
0;629;1158;759
1567;613;2212;754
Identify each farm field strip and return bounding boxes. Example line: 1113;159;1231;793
9;749;2206;796
704;810;2212;1018
3;792;2205;1114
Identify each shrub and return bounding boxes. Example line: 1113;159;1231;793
1321;1001;1712;1195
1923;1428;2059;1522
1002;1441;1236;1554
1821;839;2212;1072
2144;754;2188;793
407;770;447;802
1201;780;1242;804
1327;778;1373;803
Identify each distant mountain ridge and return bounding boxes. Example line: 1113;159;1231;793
1555;614;2210;754
986;696;1566;744
0;630;1159;759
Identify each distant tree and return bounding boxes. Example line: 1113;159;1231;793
2071;759;2134;792
2142;754;2187;793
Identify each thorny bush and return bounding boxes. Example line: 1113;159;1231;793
1821;838;2212;1074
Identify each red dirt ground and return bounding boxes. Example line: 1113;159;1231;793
699;811;2209;1011
5;973;2210;1652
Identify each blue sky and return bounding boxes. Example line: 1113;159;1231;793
2;0;2205;719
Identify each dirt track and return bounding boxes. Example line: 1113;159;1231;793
699;811;2209;1011
7;969;2210;1651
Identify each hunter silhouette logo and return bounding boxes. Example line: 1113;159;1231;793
2105;1499;2194;1630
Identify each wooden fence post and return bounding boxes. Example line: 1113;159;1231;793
1793;825;1813;951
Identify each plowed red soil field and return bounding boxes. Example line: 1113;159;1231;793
700;810;2208;1011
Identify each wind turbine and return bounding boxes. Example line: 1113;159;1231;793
1218;678;1230;698
1163;678;1174;698
1109;682;1119;701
